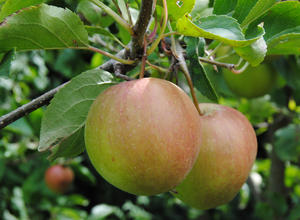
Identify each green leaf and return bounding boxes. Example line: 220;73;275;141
259;1;300;55
176;15;264;47
77;0;114;27
0;4;89;53
185;37;218;102
190;0;209;18
157;0;195;20
0;0;46;22
85;26;126;48
38;69;115;152
234;37;267;66
233;0;276;28
117;0;129;22
274;124;300;162
90;204;125;220
122;201;152;220
213;0;237;15
48;127;85;161
0;49;15;77
289;204;300;220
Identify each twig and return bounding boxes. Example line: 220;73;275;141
92;36;119;53
126;2;133;25
114;64;134;81
147;0;168;55
139;36;148;78
146;61;169;73
111;0;123;16
87;46;135;65
89;0;134;35
0;83;67;130
198;57;235;70
131;0;154;58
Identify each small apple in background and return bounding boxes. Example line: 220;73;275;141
45;165;74;194
217;46;277;98
222;64;276;98
174;103;257;210
85;77;201;196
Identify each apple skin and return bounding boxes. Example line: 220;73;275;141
223;64;276;99
217;46;277;98
45;165;74;194
174;103;257;210
85;78;201;196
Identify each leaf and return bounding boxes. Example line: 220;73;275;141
77;0;114;27
213;0;237;15
257;1;300;55
0;4;89;53
90;204;125;220
233;0;276;28
157;0;195;20
117;0;129;22
184;37;218;102
0;49;15;77
0;0;46;22
234;37;267;66
122;201;152;220
274;124;300;162
176;14;264;47
48;127;85;161
85;26;126;48
38;69;115;151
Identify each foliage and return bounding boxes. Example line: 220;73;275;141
0;0;300;219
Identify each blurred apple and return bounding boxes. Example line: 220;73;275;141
218;46;277;98
45;165;74;194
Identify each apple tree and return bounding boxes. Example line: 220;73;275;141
0;0;300;219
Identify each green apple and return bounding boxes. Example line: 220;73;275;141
174;103;257;210
85;78;201;195
218;46;277;98
45;165;74;194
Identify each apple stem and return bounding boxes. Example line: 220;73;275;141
232;62;249;74
172;41;203;116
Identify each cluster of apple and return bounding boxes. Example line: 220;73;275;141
84;78;258;210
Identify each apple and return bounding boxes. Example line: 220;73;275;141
217;46;277;98
45;165;74;194
222;64;276;98
174;103;257;210
85;78;201;195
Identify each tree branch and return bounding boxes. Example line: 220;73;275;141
0;83;67;130
131;0;154;59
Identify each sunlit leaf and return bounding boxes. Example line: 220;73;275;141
0;4;89;53
39;69;115;151
0;0;46;22
176;15;264;47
